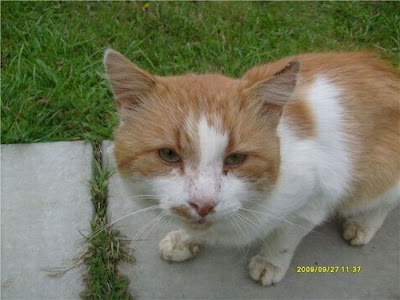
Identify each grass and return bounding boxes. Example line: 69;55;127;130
82;142;133;300
2;2;399;144
2;2;399;298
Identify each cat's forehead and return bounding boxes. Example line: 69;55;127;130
154;74;248;130
158;73;242;103
163;73;237;87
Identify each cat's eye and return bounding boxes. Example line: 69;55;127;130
224;153;247;166
158;148;181;163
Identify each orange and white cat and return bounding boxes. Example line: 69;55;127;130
104;49;400;286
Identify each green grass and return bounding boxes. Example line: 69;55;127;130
2;2;399;144
82;143;133;300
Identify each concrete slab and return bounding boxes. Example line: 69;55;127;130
1;141;93;299
104;141;400;300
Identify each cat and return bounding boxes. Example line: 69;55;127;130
104;49;400;286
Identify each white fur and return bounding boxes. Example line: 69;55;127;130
183;115;228;208
159;230;200;261
198;116;228;167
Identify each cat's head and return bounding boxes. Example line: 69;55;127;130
104;49;299;234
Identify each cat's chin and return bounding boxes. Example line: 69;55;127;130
173;216;215;231
175;217;260;247
188;221;213;231
163;208;267;246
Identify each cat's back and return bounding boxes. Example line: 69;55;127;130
244;51;399;83
244;52;400;206
244;52;399;105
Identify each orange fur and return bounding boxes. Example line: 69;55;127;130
283;99;316;138
170;205;192;218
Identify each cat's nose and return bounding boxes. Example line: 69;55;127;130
189;202;215;217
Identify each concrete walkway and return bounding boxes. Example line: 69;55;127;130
1;141;399;299
103;141;400;300
1;142;93;299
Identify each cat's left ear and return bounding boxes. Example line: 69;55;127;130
104;49;157;109
246;61;300;112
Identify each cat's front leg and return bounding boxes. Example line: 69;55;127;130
248;217;318;286
159;229;201;262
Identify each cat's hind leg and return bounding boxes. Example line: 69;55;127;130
341;205;396;246
159;230;201;262
340;185;399;246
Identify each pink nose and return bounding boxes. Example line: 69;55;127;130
189;202;215;217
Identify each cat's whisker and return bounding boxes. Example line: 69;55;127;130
243;198;293;218
137;214;167;245
126;194;162;198
228;217;249;263
242;197;323;235
241;206;302;229
240;205;262;224
237;211;269;245
234;214;249;243
89;205;161;241
237;210;275;255
140;213;168;242
237;211;262;232
230;214;247;247
234;213;260;263
240;207;325;237
129;212;167;251
125;195;164;200
244;199;287;214
131;212;166;242
235;214;253;244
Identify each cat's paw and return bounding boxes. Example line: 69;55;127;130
159;230;201;262
248;255;286;286
342;221;372;246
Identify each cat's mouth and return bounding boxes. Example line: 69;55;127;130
169;205;214;230
196;218;208;225
189;217;213;230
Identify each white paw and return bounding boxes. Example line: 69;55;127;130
248;255;286;286
159;230;200;262
342;221;372;246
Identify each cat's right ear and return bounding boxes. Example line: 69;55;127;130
245;61;300;115
104;49;156;109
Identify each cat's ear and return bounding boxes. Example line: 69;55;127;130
246;61;300;112
104;49;156;108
